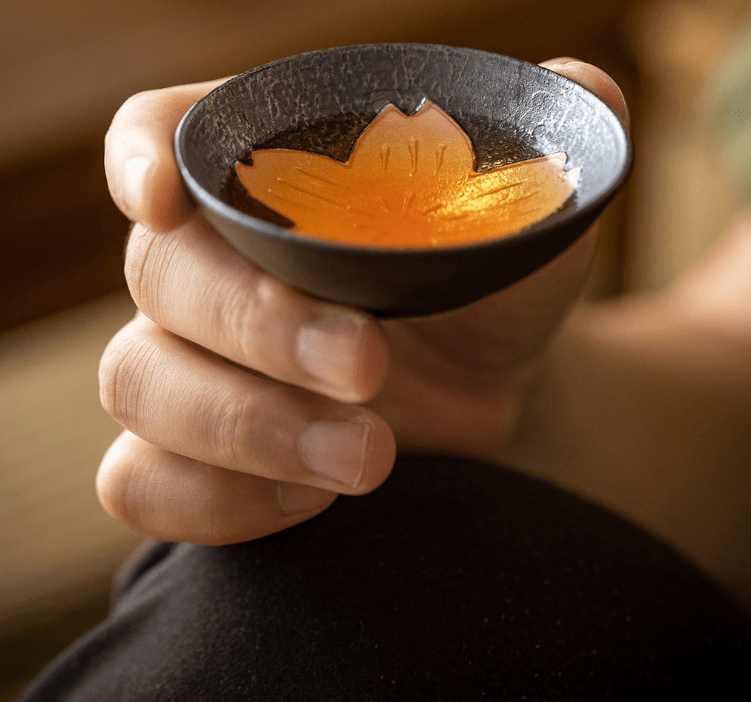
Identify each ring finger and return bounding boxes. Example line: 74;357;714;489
99;313;396;494
97;431;338;544
125;215;390;405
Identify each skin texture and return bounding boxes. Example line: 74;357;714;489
100;58;751;606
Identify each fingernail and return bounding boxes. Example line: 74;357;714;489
298;420;370;489
122;155;153;219
276;482;334;515
297;313;366;398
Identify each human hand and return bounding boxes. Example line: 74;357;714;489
98;60;629;544
372;57;629;457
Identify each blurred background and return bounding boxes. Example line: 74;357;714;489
1;0;749;697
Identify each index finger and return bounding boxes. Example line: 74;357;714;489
104;78;228;231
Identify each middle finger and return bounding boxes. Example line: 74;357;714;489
125;214;390;404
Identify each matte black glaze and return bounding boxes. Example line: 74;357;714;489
175;44;631;317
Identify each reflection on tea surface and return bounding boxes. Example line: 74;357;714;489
226;101;579;248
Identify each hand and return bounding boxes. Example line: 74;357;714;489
98;60;629;545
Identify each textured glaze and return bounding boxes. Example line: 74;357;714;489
176;44;631;316
234;101;579;247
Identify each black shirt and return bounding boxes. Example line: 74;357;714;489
17;454;751;700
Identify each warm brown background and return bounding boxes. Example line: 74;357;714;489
1;0;749;697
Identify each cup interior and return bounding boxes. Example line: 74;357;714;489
175;44;631;315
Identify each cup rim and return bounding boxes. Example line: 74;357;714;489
175;43;632;257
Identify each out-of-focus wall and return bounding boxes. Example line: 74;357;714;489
624;0;750;290
1;0;637;333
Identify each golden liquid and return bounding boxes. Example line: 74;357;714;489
235;101;578;248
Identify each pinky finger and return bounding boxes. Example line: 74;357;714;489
96;431;337;545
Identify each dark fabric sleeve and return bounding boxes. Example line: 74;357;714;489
16;454;751;701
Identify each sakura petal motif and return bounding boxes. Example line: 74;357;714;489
235;100;579;247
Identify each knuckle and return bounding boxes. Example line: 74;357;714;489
213;391;260;470
228;271;295;368
225;273;270;358
96;433;149;533
98;323;158;429
105;87;175;220
105;94;141;151
124;224;156;313
122;89;156;109
124;224;180;321
112;89;163;128
104;89;161;167
96;445;134;527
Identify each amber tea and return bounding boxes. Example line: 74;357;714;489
225;100;579;248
